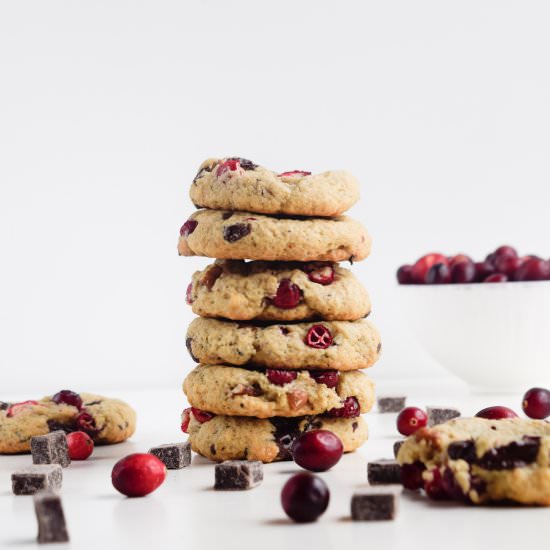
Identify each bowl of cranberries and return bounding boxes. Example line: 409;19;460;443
397;246;550;392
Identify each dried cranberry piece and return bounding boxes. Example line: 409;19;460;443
223;223;251;242
75;412;100;436
185;283;193;305
180;219;198;237
191;407;215;423
181;407;192;433
227;157;257;171
278;170;312;177
216;158;241;178
327;396;360;418
401;461;425;490
52;390;83;410
304;325;333;349
272;279;301;309
266;369;298;386
307;265;335;285
186;337;199;363
6;400;40;418
310;371;339;388
424;468;451;500
201;265;223;290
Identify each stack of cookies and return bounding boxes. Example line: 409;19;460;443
178;158;381;463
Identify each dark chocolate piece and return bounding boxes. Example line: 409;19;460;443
427;406;461;426
368;459;402;485
393;440;404;458
351;486;401;521
377;396;406;413
214;460;263;490
148;442;191;470
12;465;63;495
31;431;71;468
271;417;301;460
223;223;251;243
34;491;69;544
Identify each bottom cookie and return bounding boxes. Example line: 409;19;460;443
186;413;368;463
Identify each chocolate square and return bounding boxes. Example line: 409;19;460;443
368;459;402;485
31;431;71;468
351;486;401;521
148;442;191;469
377;396;406;413
393;440;405;458
427;406;461;427
34;491;69;543
12;465;63;495
214;460;263;490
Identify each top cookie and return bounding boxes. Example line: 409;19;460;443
190;157;360;217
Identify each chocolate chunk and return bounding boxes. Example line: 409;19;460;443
46;420;74;434
223;223;251;242
12;465;63;495
448;440;476;462
368;459;402;485
186;337;199;363
33;491;69;544
377;396;406;413
214;460;263;490
31;431;71;468
0;401;9;411
271;417;301;460
393;440;404;458
427;406;461;426
227;157;257;171
351;486;401;521
148;442;191;470
478;436;540;470
222;212;233;220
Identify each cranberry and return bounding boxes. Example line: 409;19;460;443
307;265;335;285
397;407;428;436
272;279;301;309
396;265;414;285
52;390;83;410
112;453;166;497
474;261;495;281
310;370;339;388
216;158;241;178
327;396;360;418
291;430;343;472
227;157;257;171
401;462;425;490
66;431;94;460
185;283;193;305
75;412;100;435
513;258;550;281
281;472;329;523
304;325;333;349
278;170;312;177
425;263;451;284
483;273;508;283
451;261;476;284
411;253;448;284
266;368;298;386
522;387;550;419
191;407;215;423
223;223;251;242
449;254;472;267
5;400;40;418
180;219;198;238
424;468;450;500
475;406;518;419
493;255;521;276
181;407;192;433
494;245;518;259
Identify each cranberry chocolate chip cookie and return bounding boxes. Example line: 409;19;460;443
0;391;136;454
397;417;550;505
183;364;375;418
184;412;368;463
186;317;382;371
178;210;371;263
186;260;371;322
190;158;360;217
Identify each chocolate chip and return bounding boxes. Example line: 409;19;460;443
271;417;301;460
46;420;73;434
214;460;263;490
448;440;476;462
377;396;406;413
351;486;401;521
478;436;540;470
33;491;69;543
279;326;289;335
367;459;402;485
352;421;359;432
223;223;251;242
186;337;199;363
84;400;103;407
201;265;223;290
31;431;71;468
426;406;461;426
222;212;233;220
377;342;382;354
12;465;63;495
393;440;404;458
0;401;9;411
227;157;257;171
210;444;217;456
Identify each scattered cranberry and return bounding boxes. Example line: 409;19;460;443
278;170;312;177
483;273;508;283
397;407;428;436
494;245;518;259
66;431;94;460
451;261;476;283
180;219;198;238
475;406;518;419
181;407;192;433
304;325;333;349
112;453;166;497
185;283;193;305
281;472;329;523
6;400;40;418
266;368;298;386
425;263;451;284
522;387;550;419
396;265;414;285
327;396;360;418
423;468;450;500
307;265;335;285
191;407;215;423
310;370;339;388
513;258;550;281
216;158;241;178
401;462;425;490
449;254;472;267
411;253;448;284
52;390;83;410
272;279;301;309
474;261;495;281
75;412;100;435
493;255;521;276
291;430;343;472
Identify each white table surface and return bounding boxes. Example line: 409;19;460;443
1;377;548;550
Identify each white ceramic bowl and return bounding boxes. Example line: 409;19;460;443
398;281;550;393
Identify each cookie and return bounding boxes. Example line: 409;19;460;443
178;210;371;263
186;413;368;463
183;364;375;418
187;260;371;322
397;417;550;505
186;317;381;371
190;158;360;217
0;392;136;454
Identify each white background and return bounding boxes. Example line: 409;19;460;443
1;0;550;393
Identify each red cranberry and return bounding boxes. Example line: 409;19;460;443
278;170;312;177
401;461;425;490
396;265;414;285
424;468;450;500
5;400;40;418
425;263;451;284
475;261;495;281
191;407;215;423
291;430;343;472
180;219;198;238
266;368;298;386
281;472;329;523
397;407;428;436
304;325;333;349
522;387;550;419
483;273;508;283
451;261;476;284
310;370;339;388
493;255;522;276
112;453;166;497
75;412;100;435
411;253;448;284
52;390;83;410
181;407;192;433
66;431;94;460
272;279;301;309
513;258;550;281
327;396;360;418
475;406;518;419
449;254;472;268
307;265;335;285
185;283;193;305
216;158;241;178
494;245;518;259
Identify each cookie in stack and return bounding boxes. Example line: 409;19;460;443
178;158;381;463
